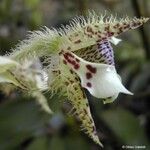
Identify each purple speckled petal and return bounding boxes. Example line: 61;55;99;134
97;40;114;66
75;39;115;65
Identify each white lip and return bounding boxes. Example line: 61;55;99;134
62;51;133;99
81;64;133;98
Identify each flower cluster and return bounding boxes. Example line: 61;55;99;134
0;12;149;146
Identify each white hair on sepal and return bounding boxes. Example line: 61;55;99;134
8;27;60;61
6;11;149;63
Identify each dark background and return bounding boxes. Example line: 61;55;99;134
0;0;150;150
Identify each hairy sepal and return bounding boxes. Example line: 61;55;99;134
9;27;61;62
32;91;53;114
0;56;19;73
7;13;149;63
60;13;149;53
59;62;103;146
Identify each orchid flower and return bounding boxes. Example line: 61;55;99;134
0;12;149;146
0;57;52;114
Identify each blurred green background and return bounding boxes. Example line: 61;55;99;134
0;0;150;150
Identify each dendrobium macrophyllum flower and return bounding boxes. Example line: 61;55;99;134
0;12;149;147
0;56;52;113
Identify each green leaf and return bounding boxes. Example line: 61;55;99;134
24;0;40;9
100;108;149;147
0;99;49;150
48;134;90;150
26;136;48;150
49;136;65;150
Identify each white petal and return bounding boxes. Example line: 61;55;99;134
61;51;133;100
0;56;19;73
109;37;122;45
79;63;133;98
